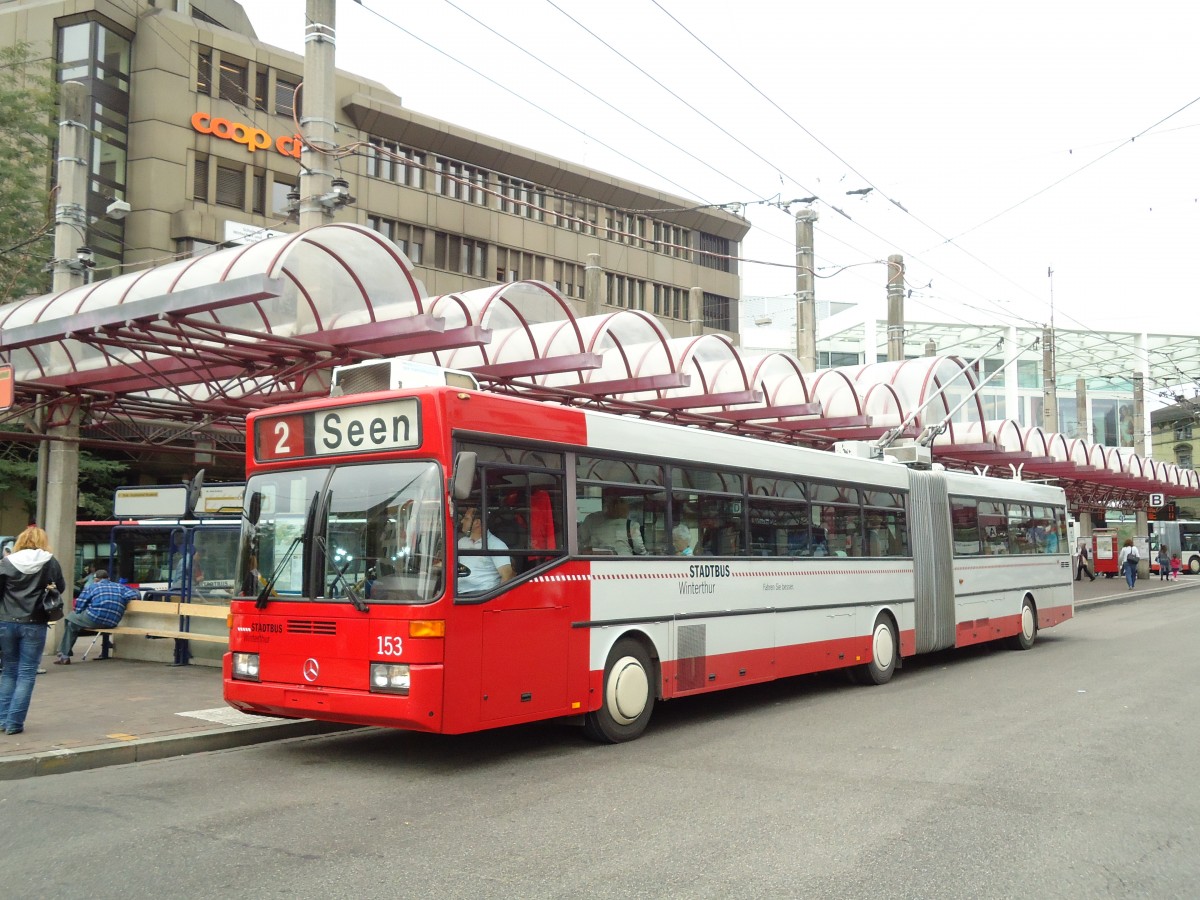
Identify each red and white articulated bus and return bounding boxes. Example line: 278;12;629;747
224;361;1073;742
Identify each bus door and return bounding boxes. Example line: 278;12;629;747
458;458;572;723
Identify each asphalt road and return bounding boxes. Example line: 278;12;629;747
5;591;1200;899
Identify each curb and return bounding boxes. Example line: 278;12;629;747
1075;580;1189;611
0;719;358;781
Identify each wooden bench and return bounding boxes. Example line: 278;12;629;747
82;598;230;665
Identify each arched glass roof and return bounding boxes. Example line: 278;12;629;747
2;223;1193;506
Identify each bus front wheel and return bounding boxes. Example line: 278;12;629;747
1007;597;1037;651
583;638;655;743
1189;556;1200;575
853;614;898;685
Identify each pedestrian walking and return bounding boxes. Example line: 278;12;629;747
0;525;67;735
1156;545;1171;581
1075;541;1095;582
1118;538;1140;590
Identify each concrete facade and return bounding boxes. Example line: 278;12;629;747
0;0;748;338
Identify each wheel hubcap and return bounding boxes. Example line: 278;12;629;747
607;656;649;725
1022;604;1035;640
873;623;895;670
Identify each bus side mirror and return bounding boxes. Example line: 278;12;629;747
452;452;477;501
246;491;262;524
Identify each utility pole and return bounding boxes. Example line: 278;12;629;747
585;252;602;317
1133;371;1145;453
41;80;89;591
299;0;337;231
1075;376;1088;440
688;286;704;337
1043;267;1058;432
794;207;818;372
1042;326;1058;432
886;254;905;362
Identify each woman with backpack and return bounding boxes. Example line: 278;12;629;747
1118;538;1140;591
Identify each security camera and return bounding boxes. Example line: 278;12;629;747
105;199;131;220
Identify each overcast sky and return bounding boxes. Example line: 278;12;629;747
238;0;1199;340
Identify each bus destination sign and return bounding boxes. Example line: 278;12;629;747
255;399;420;462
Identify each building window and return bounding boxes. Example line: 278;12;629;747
606;274;645;310
434;232;486;277
193;156;210;202
1176;446;1193;469
652;284;688;320
254;69;269;112
367;216;425;264
218;56;249;104
271;178;295;215
252;172;266;215
56;18;132;278
275;75;299;117
703;293;732;331
215;164;245;208
1017;360;1040;389
820;351;862;368
982;358;1005;387
495;248;543;282
553;260;586;298
366;138;425;188
196;48;212;94
1175;423;1193;441
698;233;732;273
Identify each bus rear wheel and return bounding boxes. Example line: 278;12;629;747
853;614;898;685
583;638;655;743
1007;597;1037;651
1189;556;1200;575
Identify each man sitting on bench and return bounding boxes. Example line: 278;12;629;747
54;569;139;664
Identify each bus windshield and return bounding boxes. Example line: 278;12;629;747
241;461;446;605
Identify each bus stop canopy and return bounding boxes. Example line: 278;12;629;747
1;224;1193;510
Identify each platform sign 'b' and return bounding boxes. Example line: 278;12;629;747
1149;492;1165;508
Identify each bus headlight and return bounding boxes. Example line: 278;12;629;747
370;663;410;695
232;652;260;681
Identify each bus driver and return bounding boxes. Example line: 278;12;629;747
456;507;514;594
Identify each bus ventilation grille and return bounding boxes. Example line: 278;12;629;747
334;362;391;396
287;620;337;635
676;623;707;692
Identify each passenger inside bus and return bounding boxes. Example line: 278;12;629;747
457;506;513;593
672;523;695;556
579;493;646;556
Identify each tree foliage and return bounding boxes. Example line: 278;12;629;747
0;428;128;520
0;42;57;303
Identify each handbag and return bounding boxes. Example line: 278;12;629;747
41;584;64;622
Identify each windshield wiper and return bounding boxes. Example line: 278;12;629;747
315;534;369;613
256;491;318;610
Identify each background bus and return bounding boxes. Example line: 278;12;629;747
73;481;244;665
224;361;1073;743
1148;520;1200;575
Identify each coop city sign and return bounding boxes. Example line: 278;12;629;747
190;112;302;158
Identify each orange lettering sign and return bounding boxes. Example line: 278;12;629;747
190;112;302;158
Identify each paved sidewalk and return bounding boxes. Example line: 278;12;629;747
0;573;1192;780
0;656;350;780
